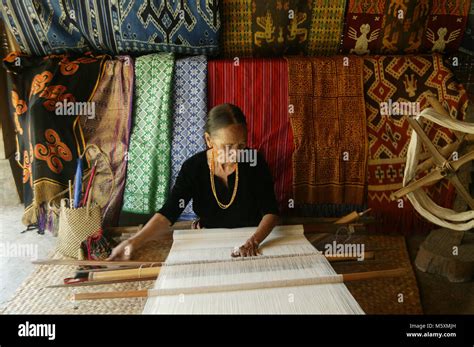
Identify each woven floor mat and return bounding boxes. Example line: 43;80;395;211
1;235;421;314
311;234;423;314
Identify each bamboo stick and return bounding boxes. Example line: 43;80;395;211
75;266;142;274
46;276;157;288
89;266;161;281
32;259;162;267
84;251;374;281
73;267;409;301
36;249;374;270
334;208;372;224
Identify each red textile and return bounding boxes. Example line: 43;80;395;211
208;58;293;212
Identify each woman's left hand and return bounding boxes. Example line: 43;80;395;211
232;236;260;257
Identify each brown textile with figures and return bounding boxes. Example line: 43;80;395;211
287;56;368;206
222;0;346;57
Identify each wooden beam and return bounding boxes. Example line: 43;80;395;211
72;267;409;301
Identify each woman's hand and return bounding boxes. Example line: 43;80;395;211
106;213;172;262
231;236;260;257
107;239;135;261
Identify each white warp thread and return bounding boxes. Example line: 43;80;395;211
143;225;364;314
404;107;474;231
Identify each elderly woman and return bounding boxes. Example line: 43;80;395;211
109;103;279;260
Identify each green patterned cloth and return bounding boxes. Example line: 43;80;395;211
122;53;175;214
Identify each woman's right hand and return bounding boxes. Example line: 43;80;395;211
107;239;135;261
106;213;171;261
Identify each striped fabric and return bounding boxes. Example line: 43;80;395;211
208;58;293;213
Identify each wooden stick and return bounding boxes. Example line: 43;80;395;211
46;276;157;288
75;265;142;274
326;251;374;262
89;266;161;281
32;259;162;267
85;251;374;281
35;249;374;269
334;208;371;224
68;180;73;208
73;267;409;301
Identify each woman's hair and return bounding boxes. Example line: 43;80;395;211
205;103;247;135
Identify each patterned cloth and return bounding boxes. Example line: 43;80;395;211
122;53;174;214
364;54;469;234
221;0;346;57
80;56;134;227
342;0;471;55
0;0;88;55
208;58;293;213
3;51;108;227
287;56;368;212
0;0;220;56
170;55;208;221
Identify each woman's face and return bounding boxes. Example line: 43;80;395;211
205;124;247;163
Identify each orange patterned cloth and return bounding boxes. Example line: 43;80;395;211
286;56;368;207
3;52;108;228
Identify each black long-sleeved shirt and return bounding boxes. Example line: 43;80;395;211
158;150;279;228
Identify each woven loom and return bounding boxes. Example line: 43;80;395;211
143;225;364;314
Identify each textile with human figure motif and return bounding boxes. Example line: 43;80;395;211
3;52;108;227
342;0;470;55
364;54;469;233
221;0;346;57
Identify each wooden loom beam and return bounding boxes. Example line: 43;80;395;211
34;252;375;268
72;268;409;301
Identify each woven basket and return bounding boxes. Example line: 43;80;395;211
56;199;102;258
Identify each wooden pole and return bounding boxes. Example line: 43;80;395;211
47;276;158;288
35;250;374;270
73;267;408;301
89;266;160;281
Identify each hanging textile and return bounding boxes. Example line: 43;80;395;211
170;55;208;221
73;0;220;55
221;0;346;57
342;0;471;55
0;0;220;56
0;0;87;55
207;58;293;213
286;56;368;215
122;53;174;215
364;54;469;234
80;56;134;227
3;51;108;227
